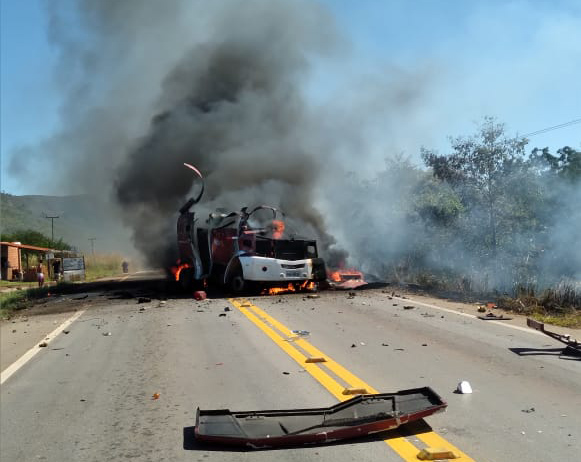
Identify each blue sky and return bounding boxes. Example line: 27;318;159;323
2;0;580;195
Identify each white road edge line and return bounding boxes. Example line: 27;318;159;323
391;296;545;337
1;309;86;385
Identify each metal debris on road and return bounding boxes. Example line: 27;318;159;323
194;387;447;448
292;330;310;337
102;332;112;336
403;305;415;310
478;313;512;320
527;318;580;356
522;407;535;413
38;342;48;348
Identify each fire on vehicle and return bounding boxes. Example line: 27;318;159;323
172;164;327;292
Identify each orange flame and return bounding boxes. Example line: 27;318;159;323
328;268;364;283
329;271;342;282
170;262;192;281
263;280;316;295
266;283;295;295
272;220;285;239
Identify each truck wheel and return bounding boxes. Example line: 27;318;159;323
179;268;193;291
229;269;246;293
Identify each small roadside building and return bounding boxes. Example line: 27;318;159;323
0;242;85;282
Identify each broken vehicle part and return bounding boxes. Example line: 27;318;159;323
526;318;580;356
327;268;367;289
194;387;446;448
477;313;512;320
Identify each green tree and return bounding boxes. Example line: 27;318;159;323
0;229;72;250
421;117;528;260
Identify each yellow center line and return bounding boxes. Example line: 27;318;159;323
231;298;467;461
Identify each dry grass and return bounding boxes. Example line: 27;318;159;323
84;254;126;281
496;282;580;328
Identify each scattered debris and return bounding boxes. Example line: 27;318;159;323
305;357;326;363
403;305;415;310
224;307;231;312
63;330;70;334
138;307;147;312
38;342;48;348
422;343;428;346
477;306;486;313
219;313;227;317
137;297;151;304
282;371;290;375
102;332;112;336
292;330;310;337
152;393;160;400
80;399;86;402
381;343;389;346
393;304;398;306
394;348;405;351
522;407;535;413
421;313;435;318
73;295;89;300
456;381;472;394
194;291;207;301
360;342;366;346
351;344;357;348
478;313;512;321
12;329;16;333
527;318;580;356
307;294;320;299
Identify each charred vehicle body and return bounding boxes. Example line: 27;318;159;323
175;170;326;292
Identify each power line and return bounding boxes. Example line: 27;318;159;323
522;118;581;138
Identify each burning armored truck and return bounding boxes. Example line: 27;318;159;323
173;165;327;292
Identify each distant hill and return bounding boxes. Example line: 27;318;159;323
0;193;134;255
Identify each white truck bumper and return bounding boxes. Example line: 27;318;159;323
239;256;314;282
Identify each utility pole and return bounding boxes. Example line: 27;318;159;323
88;237;97;256
45;215;59;248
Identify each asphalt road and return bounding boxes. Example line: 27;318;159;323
1;278;579;462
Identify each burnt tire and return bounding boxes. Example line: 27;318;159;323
178;268;194;291
229;269;246;293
